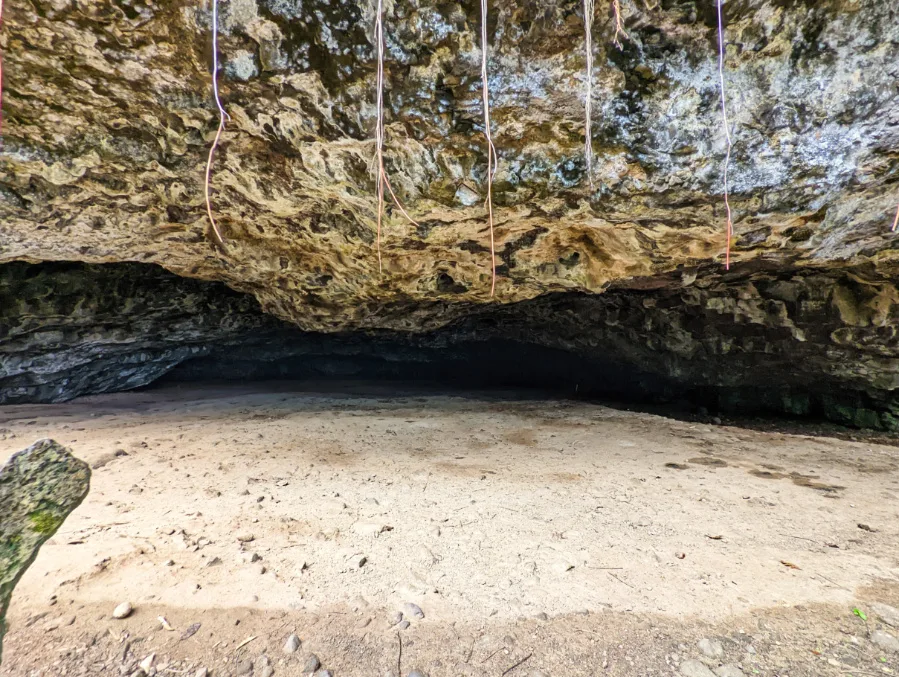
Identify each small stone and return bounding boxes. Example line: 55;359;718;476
234;659;254;675
404;603;424;619
315;672;332;677
239;489;250;496
397;620;410;630
352;555;367;568
205;556;222;567
871;629;899;653
139;654;156;673
872;603;899;628
284;633;301;653
260;668;274;677
697;638;724;659
237;533;255;543
302;654;321;673
251;553;262;562
388;612;403;627
407;671;428;677
112;602;133;619
255;563;267;575
714;666;744;677
357;617;372;628
534;612;549;621
194;669;208;677
163;559;175;566
680;660;716;677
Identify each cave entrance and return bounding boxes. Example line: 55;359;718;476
2;260;898;432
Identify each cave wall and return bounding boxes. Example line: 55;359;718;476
0;261;288;403
3;261;899;430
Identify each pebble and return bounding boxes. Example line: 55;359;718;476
139;654;156;673
163;559;175;566
315;671;333;677
236;533;255;543
697;638;724;659
233;659;254;675
407;671;428;677
259;667;274;677
302;654;321;673
397;620;410;630
680;660;716;677
284;633;301;653
714;666;744;677
194;669;208;677
872;602;899;628
112;602;133;619
404;603;425;620
871;629;899;653
388;612;404;627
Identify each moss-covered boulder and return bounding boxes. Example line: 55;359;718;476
0;440;91;664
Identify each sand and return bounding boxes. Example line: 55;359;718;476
1;382;897;676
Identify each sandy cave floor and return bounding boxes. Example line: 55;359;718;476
1;382;898;677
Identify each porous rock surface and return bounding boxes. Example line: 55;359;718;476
1;0;899;421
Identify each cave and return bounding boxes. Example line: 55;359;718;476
3;259;898;430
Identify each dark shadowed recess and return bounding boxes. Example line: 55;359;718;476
2;260;898;432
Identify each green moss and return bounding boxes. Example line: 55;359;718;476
28;510;63;536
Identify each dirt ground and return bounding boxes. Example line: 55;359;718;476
1;382;898;677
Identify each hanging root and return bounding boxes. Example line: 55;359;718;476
892;203;899;232
373;0;419;274
204;0;229;248
583;0;594;185
611;0;627;50
716;0;733;270
480;0;497;296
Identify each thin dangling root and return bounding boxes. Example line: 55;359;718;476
611;0;627;50
716;0;734;270
480;0;497;297
891;203;899;232
373;0;419;274
204;0;229;248
584;0;595;185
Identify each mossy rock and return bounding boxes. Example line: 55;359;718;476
0;440;91;665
